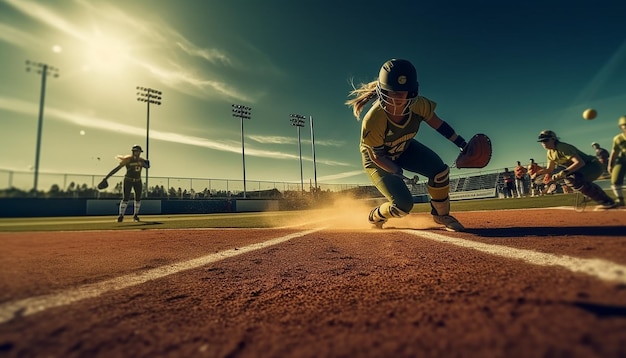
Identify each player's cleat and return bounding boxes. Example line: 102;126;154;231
117;215;124;223
368;208;386;229
616;198;625;207
594;201;617;211
133;215;140;222
433;215;465;232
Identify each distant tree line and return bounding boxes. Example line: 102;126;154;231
0;181;378;202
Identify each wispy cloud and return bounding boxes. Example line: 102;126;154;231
135;60;254;102
0;23;40;48
2;0;258;103
248;135;344;147
248;135;295;145
176;42;232;65
0;95;351;166
4;0;82;40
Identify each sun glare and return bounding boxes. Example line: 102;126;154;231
83;32;131;74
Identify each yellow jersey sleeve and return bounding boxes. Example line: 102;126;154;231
411;96;437;122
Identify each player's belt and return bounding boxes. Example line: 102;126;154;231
124;176;142;182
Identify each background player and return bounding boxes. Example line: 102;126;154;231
527;158;545;196
102;145;151;222
535;130;616;210
591;142;610;178
514;161;528;198
608;116;626;206
346;58;469;232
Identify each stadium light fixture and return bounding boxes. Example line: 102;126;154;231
25;60;59;196
232;104;252;198
309;115;317;192
290;114;306;192
136;86;162;196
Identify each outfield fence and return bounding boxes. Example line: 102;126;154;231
0;166;539;199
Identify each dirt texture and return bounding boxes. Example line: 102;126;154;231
0;208;625;358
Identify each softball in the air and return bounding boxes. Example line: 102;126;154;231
583;108;597;120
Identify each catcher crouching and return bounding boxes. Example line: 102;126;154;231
346;58;492;232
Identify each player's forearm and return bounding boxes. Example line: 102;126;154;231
564;157;585;174
105;166;122;179
435;121;466;149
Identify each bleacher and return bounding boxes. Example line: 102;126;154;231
407;171;500;196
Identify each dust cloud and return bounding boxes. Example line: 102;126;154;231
270;195;438;231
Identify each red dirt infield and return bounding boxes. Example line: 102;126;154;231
0;208;625;357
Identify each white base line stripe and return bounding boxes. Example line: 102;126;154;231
403;230;626;284
0;228;322;325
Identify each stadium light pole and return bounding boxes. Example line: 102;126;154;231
25;60;59;196
232;104;251;198
136;86;163;197
309;115;317;191
290;114;306;192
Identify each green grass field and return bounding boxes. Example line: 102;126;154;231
0;193;583;232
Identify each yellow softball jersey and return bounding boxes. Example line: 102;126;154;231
120;156;145;179
360;96;436;165
547;142;597;167
612;133;626;160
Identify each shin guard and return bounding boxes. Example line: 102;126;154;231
119;201;128;216
369;203;409;224
571;180;613;204
430;196;450;216
428;166;451;216
380;202;409;219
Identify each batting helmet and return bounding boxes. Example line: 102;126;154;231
376;59;419;116
537;130;558;142
377;59;419;94
619;116;626;126
131;145;143;152
591;142;599;148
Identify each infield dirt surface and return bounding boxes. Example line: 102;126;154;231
0;208;625;357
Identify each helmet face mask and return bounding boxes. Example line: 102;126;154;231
376;59;419;116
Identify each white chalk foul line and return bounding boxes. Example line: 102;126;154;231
403;230;626;284
0;228;322;325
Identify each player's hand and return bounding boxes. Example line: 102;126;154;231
144;159;151;168
551;170;567;182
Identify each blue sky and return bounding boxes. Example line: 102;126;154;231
1;0;625;191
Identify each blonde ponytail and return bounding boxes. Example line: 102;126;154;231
345;80;378;120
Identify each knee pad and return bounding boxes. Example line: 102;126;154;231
428;166;450;187
428;166;450;200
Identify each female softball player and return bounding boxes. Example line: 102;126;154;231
103;144;151;222
345;58;468;231
535;130;616;210
608;116;626;206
